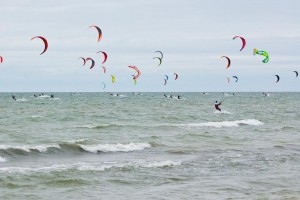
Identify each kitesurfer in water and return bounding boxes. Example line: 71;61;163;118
12;95;16;101
178;95;181;99
215;101;222;111
50;94;54;98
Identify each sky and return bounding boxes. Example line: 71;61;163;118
0;0;299;92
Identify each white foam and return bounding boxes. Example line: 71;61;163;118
16;98;27;102
0;160;181;174
0;156;6;162
142;160;181;168
214;110;231;114
79;142;151;153
75;124;110;129
68;139;88;143
38;95;50;98
0;144;60;152
31;115;44;118
180;119;263;128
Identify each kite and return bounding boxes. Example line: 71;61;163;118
86;58;95;69
31;36;48;55
174;73;178;80
164;79;167;86
254;48;269;63
79;57;86;66
111;75;116;83
153;57;162;66
232;76;238;82
102;66;106;73
155;51;163;59
293;71;298;77
221;56;231;69
97;51;107;64
89;25;102;42
233;36;246;51
226;76;230;83
128;66;141;79
275;75;280;83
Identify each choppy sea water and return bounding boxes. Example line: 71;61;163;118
0;92;299;199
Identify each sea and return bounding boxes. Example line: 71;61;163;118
0;92;299;200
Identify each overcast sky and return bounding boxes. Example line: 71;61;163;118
0;0;299;92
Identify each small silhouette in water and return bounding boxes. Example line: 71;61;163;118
178;95;181;99
50;94;54;98
214;101;222;111
12;95;16;101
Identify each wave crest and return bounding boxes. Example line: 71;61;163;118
179;119;263;128
0;160;180;174
0;156;6;162
79;142;151;153
0;142;151;156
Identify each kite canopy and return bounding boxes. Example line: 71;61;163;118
275;75;280;83
102;66;106;73
232;76;238;82
153;57;162;66
89;25;102;42
128;66;141;80
233;36;246;51
31;36;48;55
79;57;86;66
97;51;107;64
164;79;167;86
226;76;230;83
111;75;116;83
174;73;178;80
293;71;298;77
155;51;163;59
0;56;3;63
221;56;231;69
254;48;269;63
86;58;95;69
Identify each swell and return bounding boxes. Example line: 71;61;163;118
0;141;151;158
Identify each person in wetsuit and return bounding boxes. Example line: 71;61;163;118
12;95;16;101
214;101;222;111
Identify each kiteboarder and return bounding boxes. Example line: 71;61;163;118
215;101;222;111
12;95;16;101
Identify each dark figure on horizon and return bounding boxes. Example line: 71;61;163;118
12;95;16;101
50;94;54;98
